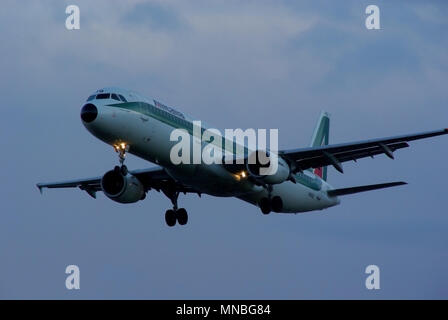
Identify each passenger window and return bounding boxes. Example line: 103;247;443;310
96;93;110;99
111;94;120;101
87;95;96;101
118;94;127;102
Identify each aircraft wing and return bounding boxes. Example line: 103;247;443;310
37;166;197;198
280;129;448;173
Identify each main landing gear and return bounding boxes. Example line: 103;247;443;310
165;208;188;227
164;191;188;227
259;185;283;214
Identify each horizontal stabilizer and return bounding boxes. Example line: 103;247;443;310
327;181;407;197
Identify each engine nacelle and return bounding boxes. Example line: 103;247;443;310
246;150;290;185
101;170;145;203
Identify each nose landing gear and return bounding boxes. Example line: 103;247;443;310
113;142;129;176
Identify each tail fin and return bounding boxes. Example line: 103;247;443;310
310;111;330;181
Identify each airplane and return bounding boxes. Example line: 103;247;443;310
37;87;448;227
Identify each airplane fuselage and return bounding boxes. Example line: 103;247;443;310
82;87;340;213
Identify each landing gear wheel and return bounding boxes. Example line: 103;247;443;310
271;196;283;212
114;166;121;174
120;165;128;176
162;189;189;227
165;209;176;227
259;197;271;215
176;208;188;225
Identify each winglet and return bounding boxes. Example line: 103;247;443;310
36;184;43;194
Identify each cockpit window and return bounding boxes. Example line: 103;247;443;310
96;93;110;99
118;94;128;102
111;93;120;101
87;95;96;101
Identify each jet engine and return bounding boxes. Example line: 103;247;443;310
246;150;290;184
101;169;145;203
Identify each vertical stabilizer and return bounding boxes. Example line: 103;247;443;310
310;111;330;181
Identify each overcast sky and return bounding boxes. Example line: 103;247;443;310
1;0;447;299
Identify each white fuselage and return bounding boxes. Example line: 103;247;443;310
83;88;340;213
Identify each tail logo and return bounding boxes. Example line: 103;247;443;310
314;167;323;178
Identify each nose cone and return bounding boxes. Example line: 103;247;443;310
80;103;98;123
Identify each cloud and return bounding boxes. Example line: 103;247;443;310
2;0;447;134
411;3;448;25
1;0;448;299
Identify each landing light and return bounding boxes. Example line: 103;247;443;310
113;142;129;154
114;142;128;151
233;171;247;181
